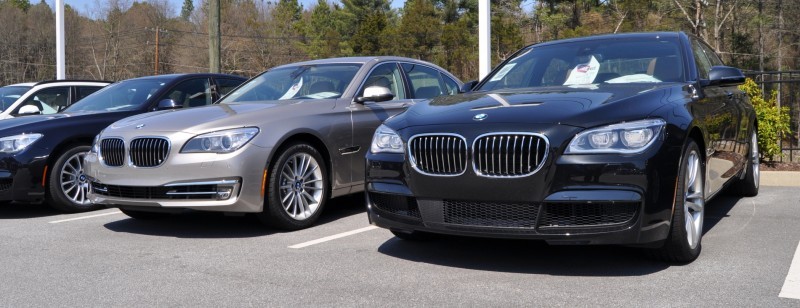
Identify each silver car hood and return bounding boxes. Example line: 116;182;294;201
108;101;334;134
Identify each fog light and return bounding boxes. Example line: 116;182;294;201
216;187;233;200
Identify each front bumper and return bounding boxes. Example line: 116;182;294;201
0;149;48;202
85;140;271;213
365;123;683;245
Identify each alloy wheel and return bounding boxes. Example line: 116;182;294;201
683;150;705;249
278;153;324;220
60;152;91;205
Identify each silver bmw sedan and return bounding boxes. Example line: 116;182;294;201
84;57;462;230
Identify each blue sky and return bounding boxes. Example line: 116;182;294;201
50;0;406;17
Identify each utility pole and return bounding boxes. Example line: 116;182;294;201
478;0;490;80
55;0;65;79
209;0;221;73
154;27;160;75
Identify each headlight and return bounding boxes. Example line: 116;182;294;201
0;133;43;153
370;124;404;154
90;132;102;154
181;127;259;153
566;119;665;154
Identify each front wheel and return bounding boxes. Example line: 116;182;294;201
46;145;103;212
257;142;329;230
647;140;705;263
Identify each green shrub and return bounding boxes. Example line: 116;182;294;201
739;78;792;161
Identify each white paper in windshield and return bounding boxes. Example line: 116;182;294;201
490;63;516;81
279;77;304;100
563;55;600;85
605;74;662;83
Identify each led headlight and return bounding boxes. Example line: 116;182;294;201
90;132;102;154
0;133;43;153
370;124;404;154
566;119;665;154
181;127;259;153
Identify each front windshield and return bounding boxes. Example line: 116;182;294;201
221;64;361;103
0;86;32;112
480;37;684;91
64;79;168;112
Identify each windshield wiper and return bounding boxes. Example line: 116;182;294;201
290;65;311;80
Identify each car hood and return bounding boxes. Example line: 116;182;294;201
108;101;334;134
390;83;684;129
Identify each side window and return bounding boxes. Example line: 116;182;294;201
77;86;103;101
17;87;69;115
691;38;712;79
401;63;446;99
441;73;459;95
215;78;244;96
360;63;406;100
699;43;724;67
161;78;213;108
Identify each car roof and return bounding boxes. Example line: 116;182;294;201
531;32;683;48
4;83;36;87
273;56;442;68
123;73;245;82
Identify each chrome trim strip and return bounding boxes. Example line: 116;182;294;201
471;132;550;178
408;133;468;177
164;179;239;187
165;192;219;195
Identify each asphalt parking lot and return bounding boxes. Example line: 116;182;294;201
1;183;799;306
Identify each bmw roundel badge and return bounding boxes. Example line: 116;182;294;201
473;113;488;121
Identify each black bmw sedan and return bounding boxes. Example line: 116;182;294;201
0;73;245;212
365;32;759;262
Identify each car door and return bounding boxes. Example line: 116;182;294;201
691;38;741;195
348;62;413;189
401;62;452;100
12;86;71;116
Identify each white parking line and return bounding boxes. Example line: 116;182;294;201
289;226;379;249
779;241;800;299
48;211;122;224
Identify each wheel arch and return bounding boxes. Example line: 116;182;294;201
42;137;94;188
265;132;333;192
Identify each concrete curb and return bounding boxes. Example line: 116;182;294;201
761;171;800;187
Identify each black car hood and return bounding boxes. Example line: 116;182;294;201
393;83;684;129
0;111;136;135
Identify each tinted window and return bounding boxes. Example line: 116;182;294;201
401;63;446;99
699;42;724;66
0;85;31;111
77;86;103;101
65;79;168;112
441;73;459;95
216;78;245;96
17;87;69;115
360;63;406;100
222;64;361;103
691;38;713;79
162;78;213;108
480;37;685;91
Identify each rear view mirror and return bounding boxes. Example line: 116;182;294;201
707;66;746;86
18;104;42;116
460;80;479;93
156;99;183;110
355;86;394;104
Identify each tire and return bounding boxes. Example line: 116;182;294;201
46;145;103;213
732;129;760;197
647;140;705;263
391;230;434;241
256;142;329;230
119;208;169;220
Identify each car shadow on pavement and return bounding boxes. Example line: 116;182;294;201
703;193;743;235
101;193;367;239
0;202;62;219
377;237;669;276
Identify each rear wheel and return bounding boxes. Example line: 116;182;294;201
46;145;102;212
732;130;759;197
647;140;705;263
257;142;329;230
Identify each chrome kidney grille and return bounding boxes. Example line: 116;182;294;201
99;138;125;167
129;137;170;167
473;133;548;177
408;134;468;176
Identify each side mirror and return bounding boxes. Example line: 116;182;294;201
354;86;394;104
460;80;479;93
18;105;42;116
706;66;746;86
156;99;182;110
